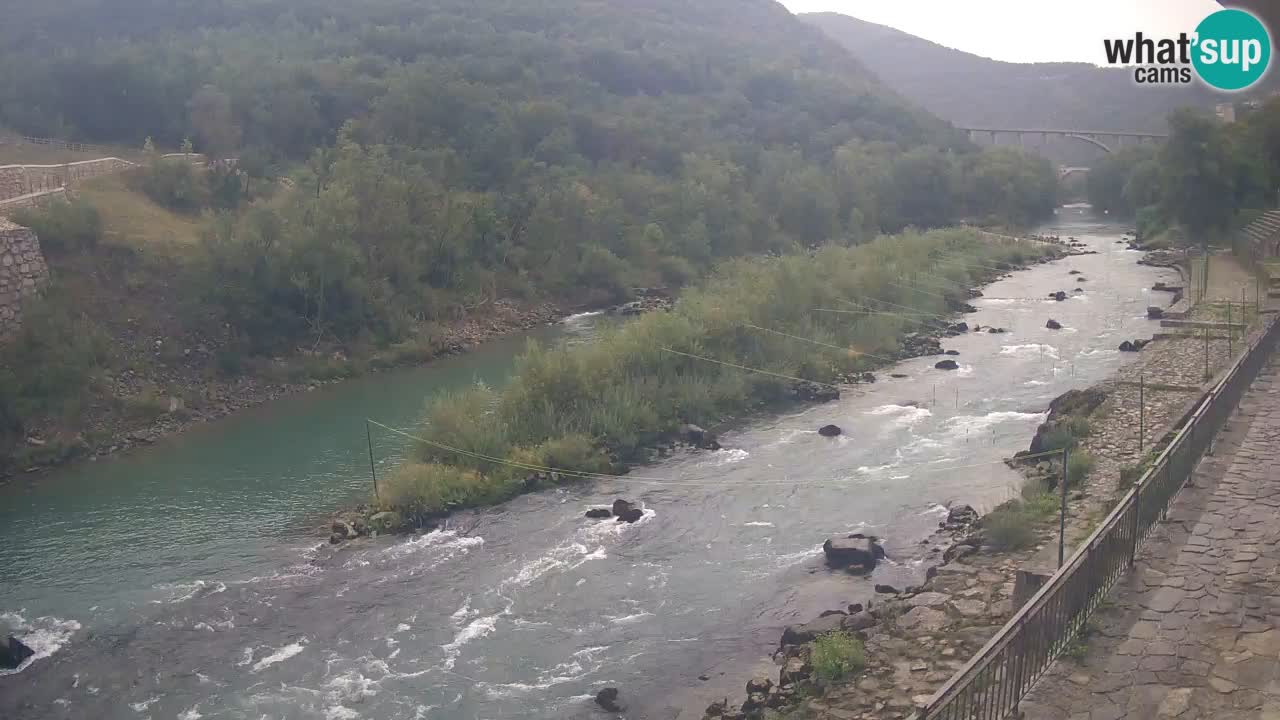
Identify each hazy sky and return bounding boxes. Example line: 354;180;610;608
780;0;1225;64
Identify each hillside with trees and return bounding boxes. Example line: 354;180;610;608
800;13;1221;136
0;0;1058;473
1086;99;1280;244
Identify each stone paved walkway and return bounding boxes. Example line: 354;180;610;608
1021;355;1280;720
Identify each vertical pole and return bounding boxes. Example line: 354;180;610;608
1059;446;1070;569
1244;287;1248;327
1139;373;1145;454
1204;327;1210;381
366;419;379;503
1228;301;1234;358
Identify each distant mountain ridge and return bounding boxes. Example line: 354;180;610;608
800;12;1222;134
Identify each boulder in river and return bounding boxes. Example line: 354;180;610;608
987;327;1007;334
1147;306;1164;320
1118;339;1150;353
792;380;840;403
780;613;845;646
945;504;980;527
0;635;34;670
947;321;969;334
611;499;636;516
1068;270;1082;275
595;687;624;713
1045;319;1063;330
1077;277;1088;283
679;424;721;451
1050;291;1067;302
822;534;884;573
934;359;960;371
585;508;613;519
841;611;877;632
874;583;900;595
818;424;842;437
616;508;644;524
944;350;960;356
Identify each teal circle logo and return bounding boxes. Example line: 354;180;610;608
1193;9;1271;91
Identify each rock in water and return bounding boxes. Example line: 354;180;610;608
1;635;34;669
818;424;842;437
934;359;960;371
822;535;882;573
595;687;623;712
585;508;613;519
944;350;960;356
946;504;980;526
874;583;900;594
1069;270;1082;275
616;508;644;523
1050;291;1067;301
1045;319;1063;330
1118;341;1136;352
780;614;845;646
1147;306;1164;319
679;423;721;450
611;499;636;516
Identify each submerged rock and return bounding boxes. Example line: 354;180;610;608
585;508;613;519
611;499;636;516
595;687;624;713
1050;291;1067;302
1045;319;1063;330
0;635;34;670
1147;306;1164;320
944;350;960;356
818;424;842;437
987;327;1007;334
934;359;960;371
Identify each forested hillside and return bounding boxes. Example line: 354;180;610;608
0;0;1057;472
801;12;1219;134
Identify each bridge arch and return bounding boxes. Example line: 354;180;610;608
1063;134;1112;154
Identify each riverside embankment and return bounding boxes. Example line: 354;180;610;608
0;212;1177;720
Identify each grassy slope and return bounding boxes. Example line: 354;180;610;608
79;174;204;251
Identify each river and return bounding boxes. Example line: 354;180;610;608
0;213;1175;720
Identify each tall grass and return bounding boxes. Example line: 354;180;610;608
382;228;1057;517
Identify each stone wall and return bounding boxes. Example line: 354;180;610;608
0;218;48;335
0;157;135;205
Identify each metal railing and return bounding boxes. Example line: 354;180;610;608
913;312;1280;720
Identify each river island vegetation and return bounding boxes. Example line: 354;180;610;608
382;228;1057;521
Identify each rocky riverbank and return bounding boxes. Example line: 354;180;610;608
696;247;1258;720
2;300;563;484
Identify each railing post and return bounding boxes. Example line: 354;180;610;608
1131;484;1140;564
1059;447;1069;568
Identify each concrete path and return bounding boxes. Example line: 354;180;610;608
1021;354;1280;720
